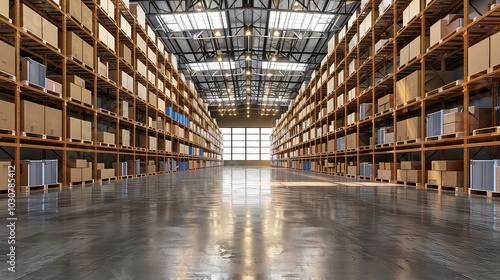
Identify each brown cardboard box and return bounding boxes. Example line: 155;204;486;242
0;0;9;20
82;40;93;68
19;4;42;38
443;123;464;134
491;31;500;68
430;16;463;47
406;170;421;183
67;117;81;139
81;120;92;141
81;167;92;181
67;0;81;22
119;43;132;65
327;140;335;152
399;44;410;66
468;37;489;76
46;78;62;94
396;119;406;142
377;169;392;180
81;88;92;105
68;82;82;101
42;18;58;48
397;169;407;181
120;129;130;147
406;116;421;140
44;106;62;138
149;91;157;107
68;159;87;168
0;100;15;131
401;161;421;170
67;32;82;61
442;171;464;187
347;165;356;176
98;58;108;77
98;168;115;179
444;112;463;124
0;161;11;190
68;75;85;87
0;40;15;76
96;163;105;169
98;131;115;144
427;170;442;185
431;160;463;171
21;100;44;135
67;168;82;183
81;2;92;32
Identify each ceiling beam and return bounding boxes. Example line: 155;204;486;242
145;7;351;16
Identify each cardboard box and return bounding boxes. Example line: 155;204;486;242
491;31;500;68
406;170;421;183
98;168;115;179
468;37;490;76
396;119;406;142
0;40;15;76
67;168;82;183
430;16;463;47
21;100;44;134
406;116;421;140
0;100;15;131
46;78;63;94
377;170;392;180
68;82;82;101
120;129;130;147
81;167;92;181
444;112;463;124
82;40;93;68
149;91;157;107
68;159;87;168
441;171;464;187
347;165;356;176
68;32;82;61
44;106;62;138
42;18;58;48
443;122;464;134
81;120;92;141
81;2;92;32
0;161;10;190
96;163;105;170
401;161;421;170
67;117;81;139
67;0;81;23
397;169;407;181
496;167;500;191
98;131;115;144
81;88;92;105
431;160;463;171
98;58;108;77
427;170;442;185
0;0;9;20
19;4;42;38
119;43;132;65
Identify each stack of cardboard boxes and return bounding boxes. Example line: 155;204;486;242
67;31;93;68
21;100;62;139
0;100;15;133
430;14;463;47
347;163;356;176
359;103;372;119
0;39;15;77
97;163;115;180
147;160;156;174
397;161;422;183
377;94;393;113
468;29;500;76
98;23;116;52
67;159;92;183
399;35;429;66
67;0;92;32
443;106;492;135
396;116;421;142
18;4;58;49
67;116;92;142
97;131;115;145
377;162;394;180
428;160;464;187
395;70;455;106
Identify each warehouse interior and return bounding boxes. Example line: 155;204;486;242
1;0;500;279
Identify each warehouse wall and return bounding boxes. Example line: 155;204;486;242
216;116;276;128
218;116;275;166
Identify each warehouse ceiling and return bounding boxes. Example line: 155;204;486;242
132;0;358;117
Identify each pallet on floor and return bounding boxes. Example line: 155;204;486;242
135;173;147;177
21;183;62;192
472;126;500;136
359;176;372;180
68;179;95;187
375;178;393;183
425;183;461;192
98;177;117;183
346;174;356;178
396;181;421;187
119;175;133;179
469;189;500;197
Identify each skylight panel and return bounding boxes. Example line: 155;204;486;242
262;62;307;72
158;12;228;32
268;11;336;32
189;61;238;72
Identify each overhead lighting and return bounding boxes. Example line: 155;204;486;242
196;1;203;11
217;54;223;62
246;69;251;76
294;1;300;6
268;11;336;32
214;30;222;37
272;30;281;37
267;72;272;77
262;61;307;71
189;61;237;71
158;12;228;32
271;53;278;62
225;72;231;77
245;27;252;36
245;52;252;61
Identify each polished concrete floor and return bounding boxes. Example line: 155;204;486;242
1;166;500;279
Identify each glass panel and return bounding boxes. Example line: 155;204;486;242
247;148;260;154
221;128;232;134
260;141;270;147
246;128;260;134
223;154;231;160
233;128;245;134
247;154;260;160
260;154;270;160
246;134;260;141
233;147;246;153
232;154;246;160
223;134;231;141
246;141;260;147
232;134;246;141
223;141;232;147
261;128;273;134
232;141;245;147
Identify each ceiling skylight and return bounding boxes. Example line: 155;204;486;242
262;62;307;72
268;11;336;32
189;61;238;72
158;12;228;32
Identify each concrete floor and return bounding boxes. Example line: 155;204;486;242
1;166;500;279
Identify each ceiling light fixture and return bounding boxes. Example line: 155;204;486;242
271;54;277;62
245;52;252;61
267;72;272;77
214;30;222;37
246;69;251;76
225;72;230;77
273;30;280;37
245;27;252;36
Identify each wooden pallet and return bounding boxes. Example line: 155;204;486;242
119;175;133;179
473;126;500;136
136;147;146;151
427;27;463;52
21;183;62;192
21;80;46;91
426;80;464;97
425;183;462;192
98;108;117;117
22;131;46;139
68;97;94;109
136;122;146;127
396;97;420;108
46;135;62;141
121;116;134;123
346;174;357;178
98;142;117;147
0;68;16;81
67;138;93;145
68;179;95;187
98;177;117;183
375;143;392;148
375;108;392;117
375;178;392;183
396;138;421;145
359;176;372;180
396;181;421;187
0;129;15;136
359;145;372;150
469;189;500;198
136;174;147;177
147;172;157;176
120;145;133;150
69;55;94;71
468;68;488;81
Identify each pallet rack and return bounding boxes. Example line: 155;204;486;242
271;0;500;195
0;0;223;192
